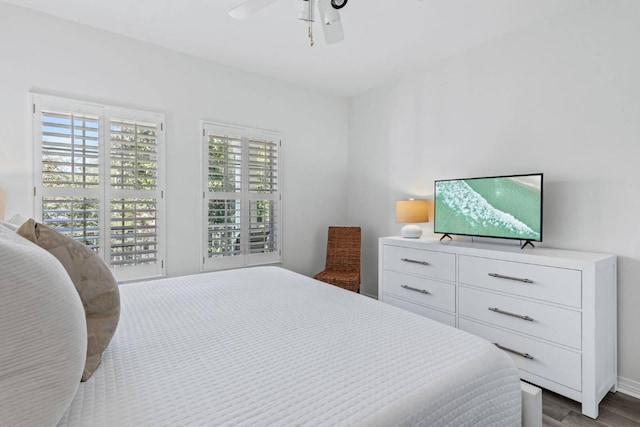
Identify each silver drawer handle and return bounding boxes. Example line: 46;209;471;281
488;307;534;322
488;273;533;284
401;258;429;266
401;284;430;294
494;343;534;360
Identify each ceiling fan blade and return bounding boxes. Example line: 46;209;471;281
321;19;344;44
228;0;279;19
317;0;344;44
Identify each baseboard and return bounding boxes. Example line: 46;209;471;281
618;376;640;399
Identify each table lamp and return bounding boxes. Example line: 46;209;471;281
395;199;429;238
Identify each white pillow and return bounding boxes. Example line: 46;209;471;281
6;213;28;228
0;220;19;232
0;227;87;426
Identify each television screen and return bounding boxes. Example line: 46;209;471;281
434;173;543;242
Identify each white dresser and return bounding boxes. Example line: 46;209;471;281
378;237;617;419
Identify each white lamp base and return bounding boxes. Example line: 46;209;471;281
401;224;423;239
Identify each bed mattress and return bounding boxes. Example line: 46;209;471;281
58;266;520;426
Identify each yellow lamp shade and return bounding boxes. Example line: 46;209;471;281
395;199;429;223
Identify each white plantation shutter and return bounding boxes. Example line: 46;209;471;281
41;110;100;189
36;103;104;256
247;137;279;260
109;198;159;264
205;129;243;269
33;94;165;281
202;123;281;270
207;131;242;193
207;198;242;258
41;197;101;251
106;113;163;280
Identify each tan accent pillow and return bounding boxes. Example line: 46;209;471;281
17;219;120;381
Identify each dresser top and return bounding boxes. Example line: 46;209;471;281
380;236;616;269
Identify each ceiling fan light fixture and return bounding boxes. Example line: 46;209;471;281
298;0;315;22
228;0;345;46
318;0;340;25
330;0;347;10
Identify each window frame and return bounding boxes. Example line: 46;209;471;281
201;121;282;271
32;93;166;282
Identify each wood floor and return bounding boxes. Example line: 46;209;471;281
543;390;640;426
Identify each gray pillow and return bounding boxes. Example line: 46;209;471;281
17;219;120;381
0;225;87;425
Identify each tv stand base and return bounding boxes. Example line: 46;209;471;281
439;234;452;242
521;240;535;249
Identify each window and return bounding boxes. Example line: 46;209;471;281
33;94;165;281
202;122;281;270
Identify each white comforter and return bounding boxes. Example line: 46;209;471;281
58;266;520;426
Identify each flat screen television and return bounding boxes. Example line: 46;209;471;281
434;173;543;244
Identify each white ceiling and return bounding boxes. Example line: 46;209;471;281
3;0;586;97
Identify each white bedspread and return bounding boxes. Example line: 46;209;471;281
58;266;520;426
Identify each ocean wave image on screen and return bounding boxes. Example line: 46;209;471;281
435;178;541;240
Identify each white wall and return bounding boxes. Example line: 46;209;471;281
348;1;640;391
0;2;349;278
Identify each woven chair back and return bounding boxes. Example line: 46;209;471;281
324;226;361;272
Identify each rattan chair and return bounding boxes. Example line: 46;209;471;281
314;226;361;293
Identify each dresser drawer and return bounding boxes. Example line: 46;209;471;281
382;270;455;313
383;294;456;327
459;318;581;391
383;245;456;282
459;286;581;349
458;255;582;307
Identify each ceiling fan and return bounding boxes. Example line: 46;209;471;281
228;0;349;46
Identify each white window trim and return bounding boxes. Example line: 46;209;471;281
32;93;166;282
200;121;283;271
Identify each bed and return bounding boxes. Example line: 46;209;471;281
1;222;521;426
